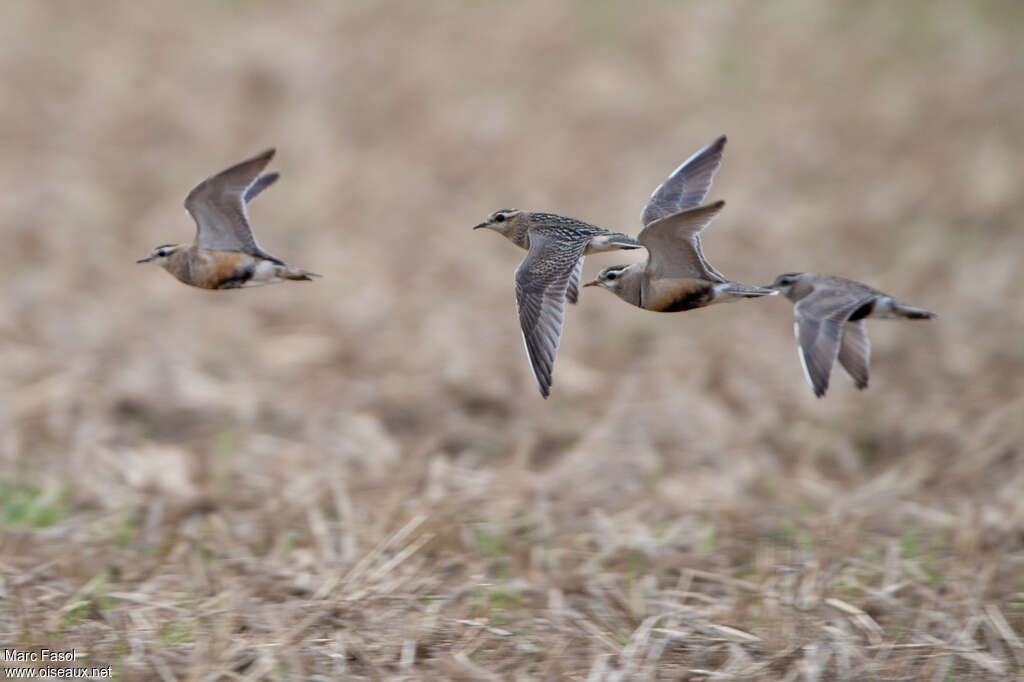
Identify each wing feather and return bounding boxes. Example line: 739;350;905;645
794;290;876;397
837;319;871;389
185;149;275;254
565;255;585;305
637;201;726;281
514;233;589;397
641;135;726;227
243;172;279;203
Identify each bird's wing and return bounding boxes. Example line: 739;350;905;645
514;232;589;398
641;135;726;227
185;149;275;253
637;201;726;282
691;233;728;282
837;319;871;390
243;172;279;203
794;289;876;397
565;255;585;305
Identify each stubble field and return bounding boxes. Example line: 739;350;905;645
2;2;1023;679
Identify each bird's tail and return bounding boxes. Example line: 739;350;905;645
891;300;936;319
588;232;643;252
280;265;321;281
714;282;778;301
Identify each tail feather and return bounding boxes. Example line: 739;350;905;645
893;301;936;319
282;266;320;281
609;239;643;249
588;232;643;252
716;282;778;299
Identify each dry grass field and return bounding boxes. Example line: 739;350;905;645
2;1;1023;679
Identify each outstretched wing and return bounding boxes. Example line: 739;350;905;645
641;135;726;227
565;255;585;304
244;172;279;203
837;319;871;389
794;290;876;397
185;149;275;254
514;232;589;398
637;201;726;282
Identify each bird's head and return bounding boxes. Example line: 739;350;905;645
473;209;524;237
583;264;631;293
137;243;183;267
765;272;807;300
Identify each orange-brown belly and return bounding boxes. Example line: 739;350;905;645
643;278;717;312
189;251;257;289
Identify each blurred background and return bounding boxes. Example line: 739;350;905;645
2;1;1023;678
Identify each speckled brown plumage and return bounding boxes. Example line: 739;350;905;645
474;209;642;398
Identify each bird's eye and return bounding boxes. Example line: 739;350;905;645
606;271;618;280
777;273;800;286
494;214;506;223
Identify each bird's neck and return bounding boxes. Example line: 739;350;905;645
788;280;815;302
163;248;193;284
613;267;645;308
507;224;530;249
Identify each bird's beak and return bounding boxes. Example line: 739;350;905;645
472;222;488;230
136;256;153;263
582;279;600;288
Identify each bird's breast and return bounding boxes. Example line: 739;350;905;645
643;278;717;312
190;250;258;289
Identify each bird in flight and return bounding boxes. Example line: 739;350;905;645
473;209;641;398
138;149;318;289
766;272;936;397
585;135;775;310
